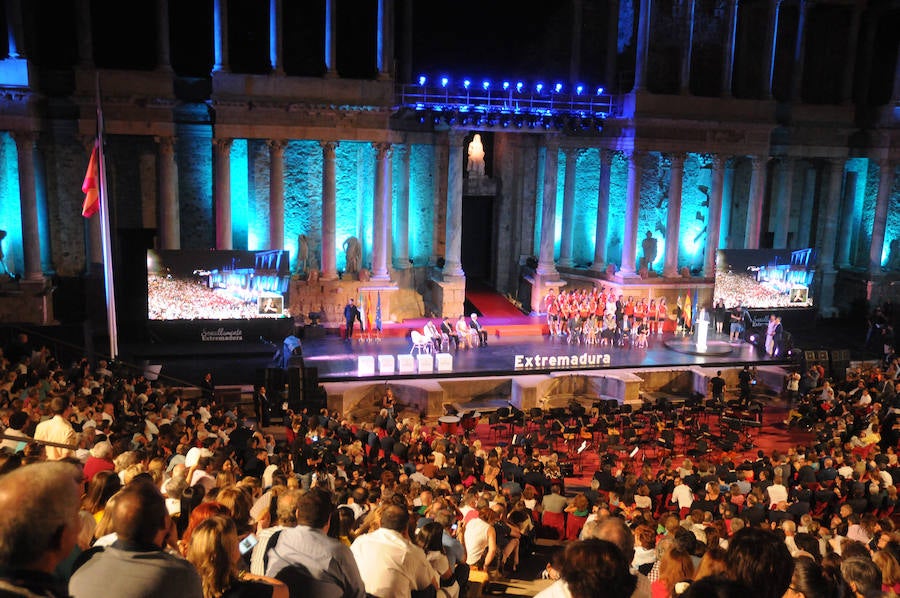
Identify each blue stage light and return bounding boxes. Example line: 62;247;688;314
576;84;584;95
441;77;449;87
502;81;510;91
482;80;490;90
554;83;563;93
516;82;524;93
536;82;544;93
418;75;426;86
463;79;471;89
596;87;604;95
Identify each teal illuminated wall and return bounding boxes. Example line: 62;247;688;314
0;133;22;275
404;144;436;267
284;140;322;271
573;148;600;266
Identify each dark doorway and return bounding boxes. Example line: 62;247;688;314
462;196;493;283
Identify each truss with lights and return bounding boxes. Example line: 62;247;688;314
396;76;615;132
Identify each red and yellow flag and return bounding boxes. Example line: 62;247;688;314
81;144;100;218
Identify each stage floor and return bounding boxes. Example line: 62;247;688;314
299;329;790;382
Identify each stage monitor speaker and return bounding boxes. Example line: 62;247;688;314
830;349;851;380
286;367;303;412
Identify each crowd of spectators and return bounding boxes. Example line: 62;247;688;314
148;274;278;320
2;331;900;597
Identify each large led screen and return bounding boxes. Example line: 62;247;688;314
147;250;291;320
714;248;816;309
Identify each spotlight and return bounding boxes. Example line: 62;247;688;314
516;81;524;93
554;83;563;93
536;82;544;94
482;80;490;91
502;81;510;91
576;84;584;95
418;75;426;86
463;79;471;89
441;77;449;87
596;87;604;95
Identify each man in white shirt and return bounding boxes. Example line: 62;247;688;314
33;395;77;461
670;476;694;516
350;504;438;597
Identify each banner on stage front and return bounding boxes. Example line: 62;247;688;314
514;352;611;371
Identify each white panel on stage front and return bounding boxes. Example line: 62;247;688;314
416;353;434;373
357;355;375;377
435;352;453;372
397;354;416;374
377;354;395;374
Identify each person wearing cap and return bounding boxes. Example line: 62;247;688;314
470;313;488;347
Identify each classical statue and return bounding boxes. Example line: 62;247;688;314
343;236;362;274
467;133;485;177
296;234;309;274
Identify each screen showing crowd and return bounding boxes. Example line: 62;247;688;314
147;250;291;321
715;248;816;309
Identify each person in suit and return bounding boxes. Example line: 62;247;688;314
470;313;488;347
343;298;362;340
254;386;271;427
440;317;459;351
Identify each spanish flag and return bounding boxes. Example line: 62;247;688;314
81;144;100;218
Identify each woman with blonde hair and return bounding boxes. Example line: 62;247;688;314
872;550;900;595
186;515;287;598
651;548;695;598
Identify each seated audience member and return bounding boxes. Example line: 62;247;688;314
841;557;883;598
534;539;637;598
69;480;203;598
723;527;793;598
0;462;83;598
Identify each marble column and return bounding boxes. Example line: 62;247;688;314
680;0;696;95
558;147;582;268
791;0;810;102
869;160;895;275
213;0;230;73
394;145;411;270
721;0;738;97
324;0;338;78
620;150;644;277
840;1;862;104
372;142;393;280
796;164;817;248
12;132;41;280
591;149;613;273
837;170;859;268
744;156;767;249
267;140;286;250
819;158;845;314
5;0;23;58
605;0;619;92
376;0;393;80
76;0;93;67
213;138;233;249
321;141;338;280
155;0;172;72
633;0;652;92
536;136;561;278
443;132;466;279
663;153;685;277
704;155;726;276
763;0;782;99
772;157;794;248
721;161;735;248
156;136;180;250
269;0;284;75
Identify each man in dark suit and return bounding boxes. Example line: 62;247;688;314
469;313;488;347
254;385;271;427
440;316;459;351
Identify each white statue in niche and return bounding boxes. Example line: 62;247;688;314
467;133;485;177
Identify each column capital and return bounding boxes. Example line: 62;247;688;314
373;141;393;159
154;136;176;155
668;152;686;168
320;140;338;159
267;139;288;154
213;137;233;152
749;155;768;170
543;134;561;151
9;130;36;147
708;154;727;170
562;146;586;159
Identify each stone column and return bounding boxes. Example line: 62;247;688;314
394;145;410;270
76;0;93;67
372;142;393;280
680;0;696;95
536;136;561;278
606;0;619;92
744;156;767;249
633;0;652;92
267;140;286;250
213;0;229;73
376;0;393;80
558;147;582;268
840;1;862;104
324;0;338;78
837;170;859;268
269;0;284;75
591;149;613;273
818;158;845;314
156;136;180;250
869;160;896;275
321;141;338;280
772;157;794;248
155;0;172;72
620;150;644;277
763;0;782;99
443;132;466;279
5;0;24;58
213;138;233;249
721;0;738;97
12;132;41;280
791;0;810;102
796;164;817;248
663;153;685;277
721;161;735;248
704;155;726;276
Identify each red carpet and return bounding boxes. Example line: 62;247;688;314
466;280;527;318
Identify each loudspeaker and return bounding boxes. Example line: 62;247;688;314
287;367;303;412
259;368;287;418
830;349;851;380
